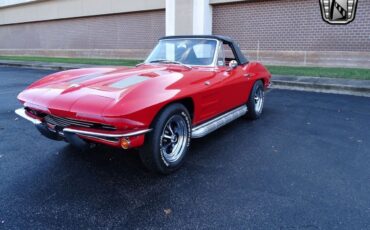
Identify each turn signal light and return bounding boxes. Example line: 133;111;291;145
120;138;131;149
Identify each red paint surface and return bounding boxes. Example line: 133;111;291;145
18;62;271;147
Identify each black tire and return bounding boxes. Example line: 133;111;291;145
246;80;265;120
139;103;192;174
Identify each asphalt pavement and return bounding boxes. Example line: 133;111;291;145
1;67;370;229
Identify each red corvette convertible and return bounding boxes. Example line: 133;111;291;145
16;35;271;174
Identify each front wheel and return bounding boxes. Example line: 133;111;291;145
246;80;265;120
139;103;191;174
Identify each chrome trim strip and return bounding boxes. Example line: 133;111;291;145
63;128;152;138
77;134;120;144
15;108;42;125
191;105;248;139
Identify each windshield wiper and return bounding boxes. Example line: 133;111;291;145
149;59;192;69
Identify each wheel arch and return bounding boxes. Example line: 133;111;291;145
149;97;195;128
253;78;265;87
248;78;264;100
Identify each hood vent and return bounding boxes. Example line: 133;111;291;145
110;76;149;89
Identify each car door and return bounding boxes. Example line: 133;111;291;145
214;43;251;113
188;41;251;124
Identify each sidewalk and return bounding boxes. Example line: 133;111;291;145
1;59;370;97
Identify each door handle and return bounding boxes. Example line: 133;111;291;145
204;81;211;86
243;73;251;77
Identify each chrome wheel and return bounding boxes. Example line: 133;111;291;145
160;115;188;163
254;87;264;114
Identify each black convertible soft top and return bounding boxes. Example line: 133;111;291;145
160;35;248;65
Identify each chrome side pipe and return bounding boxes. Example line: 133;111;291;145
191;105;247;138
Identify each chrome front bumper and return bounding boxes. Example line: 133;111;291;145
15;108;151;140
15;108;42;125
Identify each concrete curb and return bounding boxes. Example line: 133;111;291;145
1;60;370;97
271;75;370;97
271;80;370;97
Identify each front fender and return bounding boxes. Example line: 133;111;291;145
102;71;185;128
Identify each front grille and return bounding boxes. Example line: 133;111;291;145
44;114;116;131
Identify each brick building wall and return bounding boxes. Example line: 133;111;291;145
213;0;370;68
213;0;370;51
0;10;165;58
0;0;369;67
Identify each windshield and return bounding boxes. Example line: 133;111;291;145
145;39;218;66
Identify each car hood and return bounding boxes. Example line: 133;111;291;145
18;65;189;117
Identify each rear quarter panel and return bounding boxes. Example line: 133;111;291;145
243;62;271;88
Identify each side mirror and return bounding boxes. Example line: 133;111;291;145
228;60;238;70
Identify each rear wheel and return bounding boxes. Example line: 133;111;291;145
139;103;191;174
246;80;265;120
